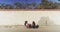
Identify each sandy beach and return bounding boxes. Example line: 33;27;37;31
0;10;59;32
0;25;60;32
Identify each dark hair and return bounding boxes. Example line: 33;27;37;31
24;21;28;26
32;21;35;26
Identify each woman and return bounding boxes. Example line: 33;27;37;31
32;21;39;28
32;21;36;28
24;21;29;28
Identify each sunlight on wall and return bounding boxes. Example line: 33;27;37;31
0;11;60;25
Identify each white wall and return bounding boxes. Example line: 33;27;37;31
0;11;60;25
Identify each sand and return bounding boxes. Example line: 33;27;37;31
0;25;60;32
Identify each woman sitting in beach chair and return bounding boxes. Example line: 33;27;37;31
24;21;32;28
32;21;39;28
24;21;29;28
